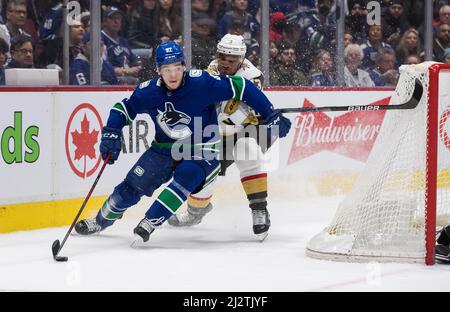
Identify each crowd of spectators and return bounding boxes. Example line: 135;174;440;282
0;0;449;87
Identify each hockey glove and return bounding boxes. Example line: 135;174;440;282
100;126;122;164
261;109;292;139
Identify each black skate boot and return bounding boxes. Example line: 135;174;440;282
75;218;103;235
168;203;213;227
251;207;271;242
436;224;450;263
132;218;156;246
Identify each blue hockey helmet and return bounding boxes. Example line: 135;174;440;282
155;41;185;67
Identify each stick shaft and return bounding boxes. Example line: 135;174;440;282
279;80;423;114
55;154;110;256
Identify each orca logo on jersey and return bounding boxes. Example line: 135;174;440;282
156;102;192;140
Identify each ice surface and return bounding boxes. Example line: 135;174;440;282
1;166;450;292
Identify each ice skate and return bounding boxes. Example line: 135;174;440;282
251;208;270;242
168;203;213;227
75;218;104;235
436;244;450;263
131;218;156;247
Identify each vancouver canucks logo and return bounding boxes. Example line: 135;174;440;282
157;102;192;140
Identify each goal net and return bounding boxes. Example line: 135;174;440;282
306;62;450;264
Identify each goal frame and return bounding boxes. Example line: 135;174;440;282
305;63;450;265
425;63;450;265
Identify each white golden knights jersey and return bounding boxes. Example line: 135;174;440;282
207;59;263;136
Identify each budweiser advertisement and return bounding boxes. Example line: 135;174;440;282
288;97;391;165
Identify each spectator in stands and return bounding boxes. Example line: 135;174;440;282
381;0;410;48
4;0;31;43
0;37;8;85
0;12;11;63
101;0;129;15
360;24;392;70
191;12;216;69
302;0;336;52
269;39;278;71
403;0;425;29
271;0;304;14
282;20;313;75
395;28;423;66
101;6;142;85
69;20;86;62
270;42;308;86
344;31;355;48
125;0;159;57
269;11;286;45
367;47;399;86
156;0;182;43
37;1;63;67
444;47;450;63
310;49;336;86
345;0;368;44
192;0;212;17
227;16;260;67
344;43;375;87
218;0;260;48
269;40;278;59
438;4;450;25
7;34;34;69
404;54;421;65
69;39;118;86
433;22;450;62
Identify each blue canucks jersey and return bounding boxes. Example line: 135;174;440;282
69;54;118;85
107;70;274;155
101;31;141;68
310;72;336;87
367;68;390;86
360;40;392;70
39;4;63;41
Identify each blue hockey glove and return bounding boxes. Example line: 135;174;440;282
261;110;292;139
100;126;122;164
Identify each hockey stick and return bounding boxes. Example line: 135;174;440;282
51;153;110;262
279;79;423;114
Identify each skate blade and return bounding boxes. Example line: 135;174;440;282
256;232;269;242
130;234;145;248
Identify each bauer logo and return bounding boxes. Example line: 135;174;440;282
288;97;390;164
65;103;103;179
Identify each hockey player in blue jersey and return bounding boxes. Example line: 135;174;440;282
74;41;291;244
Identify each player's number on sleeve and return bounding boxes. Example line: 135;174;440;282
76;73;87;85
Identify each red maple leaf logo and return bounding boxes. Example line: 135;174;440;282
71;114;99;177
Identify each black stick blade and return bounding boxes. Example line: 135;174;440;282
408;79;424;109
52;239;60;258
55;256;69;262
52;240;69;262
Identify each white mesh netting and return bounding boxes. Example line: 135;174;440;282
306;62;450;263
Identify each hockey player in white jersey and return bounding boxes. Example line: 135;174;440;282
168;34;273;241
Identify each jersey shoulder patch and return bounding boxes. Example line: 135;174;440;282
189;69;202;77
138;80;151;89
